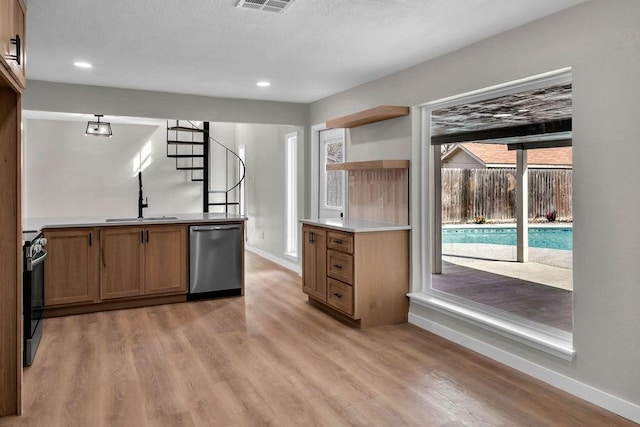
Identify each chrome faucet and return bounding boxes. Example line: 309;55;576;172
138;171;148;219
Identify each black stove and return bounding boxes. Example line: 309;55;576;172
23;231;47;367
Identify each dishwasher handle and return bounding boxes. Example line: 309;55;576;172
190;224;241;232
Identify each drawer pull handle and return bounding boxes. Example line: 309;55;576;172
334;239;343;244
332;292;343;298
333;264;342;269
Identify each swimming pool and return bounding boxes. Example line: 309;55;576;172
442;226;573;250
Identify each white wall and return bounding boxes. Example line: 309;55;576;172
24;119;202;218
309;0;640;412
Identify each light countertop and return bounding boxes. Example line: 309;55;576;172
24;213;247;233
299;218;411;233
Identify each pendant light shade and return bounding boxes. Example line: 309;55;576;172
85;114;112;137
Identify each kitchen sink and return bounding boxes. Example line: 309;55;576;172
105;216;178;222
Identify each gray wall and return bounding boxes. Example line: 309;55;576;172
24;119;201;218
236;123;303;259
309;0;640;406
24;81;309;127
442;150;483;169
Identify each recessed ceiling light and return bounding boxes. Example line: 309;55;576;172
256;81;270;87
74;61;92;69
493;113;512;118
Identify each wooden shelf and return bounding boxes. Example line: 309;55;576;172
326;105;409;129
326;160;410;171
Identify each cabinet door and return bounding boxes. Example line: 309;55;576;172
0;0;25;88
44;229;98;306
100;227;144;300
302;226;327;301
0;0;11;71
144;225;187;295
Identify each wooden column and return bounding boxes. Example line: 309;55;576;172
0;84;22;416
516;149;528;263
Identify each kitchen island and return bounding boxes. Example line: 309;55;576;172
25;213;247;317
300;218;411;328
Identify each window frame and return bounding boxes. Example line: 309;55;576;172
284;132;298;259
410;68;576;360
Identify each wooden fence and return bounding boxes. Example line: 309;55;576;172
441;168;572;224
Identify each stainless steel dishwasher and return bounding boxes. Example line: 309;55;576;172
188;224;243;300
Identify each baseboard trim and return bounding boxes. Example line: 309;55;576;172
245;245;301;275
408;312;640;424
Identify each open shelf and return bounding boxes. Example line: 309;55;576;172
326;105;409;129
326;160;410;171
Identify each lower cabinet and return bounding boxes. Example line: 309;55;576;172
44;228;99;306
44;224;188;314
99;225;187;299
99;227;145;300
302;224;409;328
302;226;327;301
144;225;187;295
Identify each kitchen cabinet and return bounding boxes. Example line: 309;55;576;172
144;225;187;295
44;228;99;306
43;223;188;316
0;0;26;89
100;224;187;299
99;227;145;300
301;223;409;328
302;226;327;301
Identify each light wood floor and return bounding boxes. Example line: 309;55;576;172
1;252;633;426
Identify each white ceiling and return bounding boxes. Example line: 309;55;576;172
25;0;587;103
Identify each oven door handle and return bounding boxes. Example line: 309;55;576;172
27;249;47;272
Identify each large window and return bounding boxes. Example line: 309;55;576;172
284;132;298;258
417;69;574;358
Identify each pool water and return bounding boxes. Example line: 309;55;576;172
442;227;573;250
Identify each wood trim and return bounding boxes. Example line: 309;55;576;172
15;91;22;415
43;294;186;318
326;160;410;171
326;105;409;129
0;85;20;416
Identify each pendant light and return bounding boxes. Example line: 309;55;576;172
85;114;112;137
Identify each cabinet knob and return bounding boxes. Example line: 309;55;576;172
332;292;343;298
334;239;343;244
332;264;342;269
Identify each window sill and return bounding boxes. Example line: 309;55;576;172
408;291;575;361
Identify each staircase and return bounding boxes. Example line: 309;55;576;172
166;120;245;214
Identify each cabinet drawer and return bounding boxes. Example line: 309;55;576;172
327;231;353;254
327;249;353;284
327;278;354;316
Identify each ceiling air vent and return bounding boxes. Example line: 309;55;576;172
236;0;296;13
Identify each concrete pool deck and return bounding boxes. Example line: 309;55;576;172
442;243;573;291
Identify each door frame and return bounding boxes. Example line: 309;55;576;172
310;122;347;219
